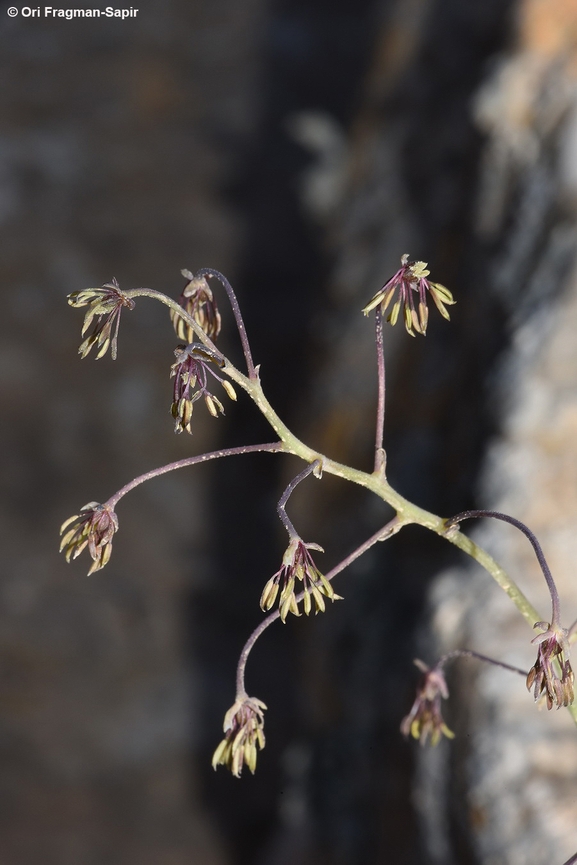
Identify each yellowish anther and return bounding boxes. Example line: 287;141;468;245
403;305;415;337
388;299;401;326
222;380;237;401
430;282;455;303
419;301;428;333
362;294;382;316
310;584;325;613
259;577;279;611
205;395;218;417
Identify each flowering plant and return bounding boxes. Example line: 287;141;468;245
60;258;577;855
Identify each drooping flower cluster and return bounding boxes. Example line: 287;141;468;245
400;660;454;746
260;537;342;623
170;269;222;343
68;278;135;360
527;623;574;710
362;254;455;336
170;342;236;433
212;694;267;777
59;502;119;575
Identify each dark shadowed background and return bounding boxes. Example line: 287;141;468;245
2;0;577;863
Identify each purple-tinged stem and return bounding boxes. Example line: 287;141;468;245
106;442;283;509
197;268;257;380
276;459;321;540
374;307;386;475
562;853;577;865
436;648;527;678
446;510;562;629
235;515;403;696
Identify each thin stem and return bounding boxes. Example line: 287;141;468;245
436;649;527;678
197;268;257;380
106;443;283;509
235;516;404;696
562;853;577;865
374;307;386;475
446;510;561;628
276;459;321;539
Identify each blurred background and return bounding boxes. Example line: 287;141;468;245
2;0;577;862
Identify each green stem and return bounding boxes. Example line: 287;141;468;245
442;527;541;627
447;510;561;627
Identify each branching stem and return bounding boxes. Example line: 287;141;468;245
123;289;543;628
122;288;544;634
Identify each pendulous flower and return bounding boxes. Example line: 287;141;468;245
362;254;455;336
526;622;574;710
170;269;222;343
68;278;135;360
212;694;267;777
170;342;236;434
59;502;119;575
401;659;455;746
260;537;342;623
